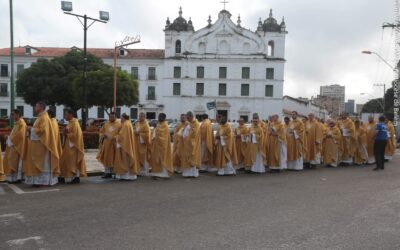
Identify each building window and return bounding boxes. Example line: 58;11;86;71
17;106;24;116
268;41;275;57
0;109;7;118
17;64;24;77
219;67;227;79
196;83;204;96
148;67;156;80
197;66;204;79
173;66;181;78
175;40;181;54
1;64;8;77
131;67;139;80
147;86;156;100
265;85;274;97
97;107;104;119
130;108;138;119
242;67;250;79
116;108;121;118
219;83;227;96
25;47;31;54
0;83;8;96
266;68;274;80
241;84;250;96
173;83;181;96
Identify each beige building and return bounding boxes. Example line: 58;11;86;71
312;95;341;118
320;84;345;114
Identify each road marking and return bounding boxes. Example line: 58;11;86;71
0;213;25;225
6;184;60;195
6;236;45;247
0;186;5;195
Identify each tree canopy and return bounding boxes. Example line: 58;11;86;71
16;49;138;113
362;86;394;118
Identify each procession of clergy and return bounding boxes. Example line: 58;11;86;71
0;101;397;185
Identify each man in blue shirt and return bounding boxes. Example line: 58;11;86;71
374;116;389;171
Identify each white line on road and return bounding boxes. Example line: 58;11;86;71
6;184;60;195
0;213;25;225
6;236;44;247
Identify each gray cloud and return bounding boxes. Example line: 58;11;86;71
0;0;395;104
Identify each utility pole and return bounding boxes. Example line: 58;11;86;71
9;0;15;127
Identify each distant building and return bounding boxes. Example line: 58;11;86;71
356;104;364;114
312;95;341;118
345;99;355;114
283;95;329;119
320;84;345;114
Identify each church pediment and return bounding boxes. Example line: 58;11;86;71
183;10;266;55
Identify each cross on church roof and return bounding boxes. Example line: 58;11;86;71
220;0;229;10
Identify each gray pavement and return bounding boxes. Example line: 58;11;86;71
1;151;400;250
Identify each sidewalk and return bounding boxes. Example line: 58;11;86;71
85;149;104;175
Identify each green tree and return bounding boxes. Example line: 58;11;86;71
362;86;394;116
16;49;138;112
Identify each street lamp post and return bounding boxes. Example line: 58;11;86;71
9;0;14;127
61;1;109;130
113;36;140;112
361;51;396;71
374;84;386;113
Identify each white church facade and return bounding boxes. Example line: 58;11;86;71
0;7;287;121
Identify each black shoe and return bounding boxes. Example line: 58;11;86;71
101;173;112;179
373;167;380;171
58;177;66;184
199;170;208;173
68;177;80;184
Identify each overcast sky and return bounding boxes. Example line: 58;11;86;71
0;0;396;104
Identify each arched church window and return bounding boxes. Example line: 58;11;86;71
175;40;182;54
198;42;206;54
268;41;275;57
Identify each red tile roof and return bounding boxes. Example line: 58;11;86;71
0;46;165;59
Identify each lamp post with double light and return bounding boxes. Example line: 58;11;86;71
61;1;109;130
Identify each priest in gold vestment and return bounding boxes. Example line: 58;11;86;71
235;118;249;169
199;114;215;172
385;119;396;161
268;115;287;171
25;102;60;186
3;110;27;183
134;112;151;176
304;113;323;168
353;120;367;165
365;116;376;164
97;112;121;178
180;112;201;178
172;114;186;173
150;113;173;179
245;113;266;173
114;113;138;181
338;113;356;165
214;116;237;176
59;109;86;184
286;111;305;170
322;120;342;167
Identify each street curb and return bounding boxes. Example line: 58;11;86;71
87;171;104;177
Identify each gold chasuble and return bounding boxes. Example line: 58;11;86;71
134;120;151;169
60;118;87;178
235;124;249;165
338;117;356;162
114;120;139;176
214;123;238;168
322;126;341;166
97;120;121;168
150;121;173;176
286;119;304;162
365;121;376;163
200;118;214;166
385;121;396;159
244;123;265;169
51;118;62;158
181;119;201;169
25;111;60;177
3;119;27;179
267;121;286;169
304;120;323;164
173;122;185;168
354;126;367;165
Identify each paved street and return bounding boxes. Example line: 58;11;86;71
1;151;400;250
